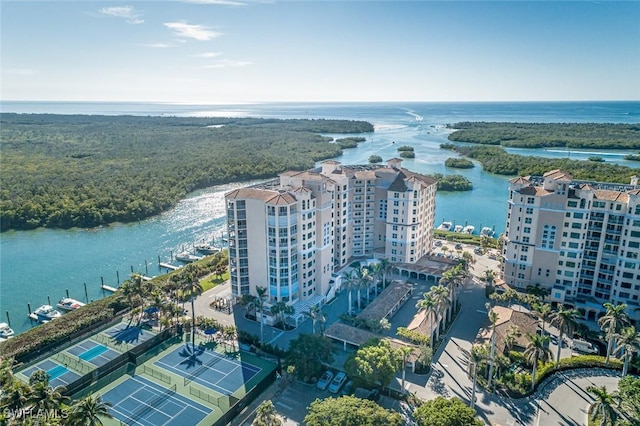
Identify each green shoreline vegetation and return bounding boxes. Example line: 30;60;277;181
444;157;474;169
447;122;640;149
0;114;373;232
335;136;366;149
440;143;638;184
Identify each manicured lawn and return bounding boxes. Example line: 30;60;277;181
200;271;230;292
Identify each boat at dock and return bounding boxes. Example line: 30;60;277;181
176;252;203;263
29;305;61;323
437;221;453;231
0;322;14;339
57;298;86;311
454;225;463;233
462;225;475;234
194;243;220;255
480;227;495;237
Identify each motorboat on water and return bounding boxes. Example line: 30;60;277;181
30;305;61;323
437;221;453;231
176;252;203;263
463;225;475;234
57;298;86;311
194;243;220;255
480;227;495;237
0;322;14;339
454;225;463;233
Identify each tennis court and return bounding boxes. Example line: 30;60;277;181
20;359;82;389
102;375;211;426
66;339;121;367
154;343;261;396
101;323;155;346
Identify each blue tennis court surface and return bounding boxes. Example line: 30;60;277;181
102;375;210;426
21;359;81;389
102;323;155;346
67;339;120;367
154;344;261;395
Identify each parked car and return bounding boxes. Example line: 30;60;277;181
317;370;334;390
353;387;380;401
340;380;354;396
329;371;347;393
434;240;442;247
455;243;463;250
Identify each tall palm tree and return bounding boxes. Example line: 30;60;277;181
341;269;358;315
469;344;487;409
487;307;499;388
354;266;372;308
416;292;438;351
533;303;553;335
399;346;415;395
252;400;281;426
69;393;114;426
29;382;69;413
0;380;31;411
503;325;522;355
303;305;325;335
180;274;203;349
549;306;581;365
254;286;268;345
524;333;551;391
431;284;451;328
378;257;392;289
587;385;618;426
614;325;640;376
369;262;383;297
598;303;630;365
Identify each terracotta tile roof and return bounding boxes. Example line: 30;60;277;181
543;169;573;181
628;189;640;196
324;322;379;347
226;188;280;201
518;186;552;196
476;306;538;354
266;192;297;205
357;281;414;323
509;177;531;184
594;189;629;202
388;172;408;192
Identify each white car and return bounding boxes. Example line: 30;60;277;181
328;371;347;393
317;370;334;390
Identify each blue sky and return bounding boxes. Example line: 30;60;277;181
1;1;639;103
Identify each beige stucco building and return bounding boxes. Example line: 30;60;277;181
502;170;640;320
225;159;437;306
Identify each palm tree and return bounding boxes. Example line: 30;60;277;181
69;393;113;426
549;306;581;365
614;326;640;376
416;292;438;351
487;307;499;388
399;345;415;395
533;303;553;335
503;325;521;354
270;301;294;329
253;400;282;426
369;262;383;297
255;286;268;345
378;257;392;289
469;344;487;408
598;303;630;365
303;305;326;335
354;266;372;308
0;380;31;411
431;284;452;329
341;269;358;315
180;275;203;349
29;382;69;413
524;332;551;391
587;385;618;426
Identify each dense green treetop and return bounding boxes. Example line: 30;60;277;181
343;338;402;389
444;157;474;169
447;122;640;149
413;396;484;426
304;395;402;426
0;114;372;231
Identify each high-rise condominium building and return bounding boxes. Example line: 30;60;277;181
225;159;437;304
502;170;640;320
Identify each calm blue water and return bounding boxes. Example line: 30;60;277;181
1;101;639;335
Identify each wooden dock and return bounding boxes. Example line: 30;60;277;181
101;284;118;292
159;262;181;271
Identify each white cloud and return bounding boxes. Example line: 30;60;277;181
164;22;222;41
194;52;222;58
183;0;247;6
139;42;176;48
3;68;38;76
99;6;144;24
202;59;252;69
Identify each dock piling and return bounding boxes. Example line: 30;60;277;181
101;276;105;297
116;270;120;285
6;311;10;327
66;288;69;298
130;265;134;274
47;295;51;305
145;260;149;275
84;283;89;303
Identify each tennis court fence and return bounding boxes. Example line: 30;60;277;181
55;352;93;375
141;365;172;385
189;386;230;410
94;333;126;351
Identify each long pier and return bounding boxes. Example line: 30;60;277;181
159;262;181;271
101;284;118;293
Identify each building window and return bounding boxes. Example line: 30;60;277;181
541;225;556;249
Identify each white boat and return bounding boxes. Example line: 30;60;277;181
463;225;475;234
454;225;463;233
57;298;86;311
176;252;203;263
194;243;220;255
29;305;61;323
0;322;14;339
480;227;495;237
437;221;453;231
